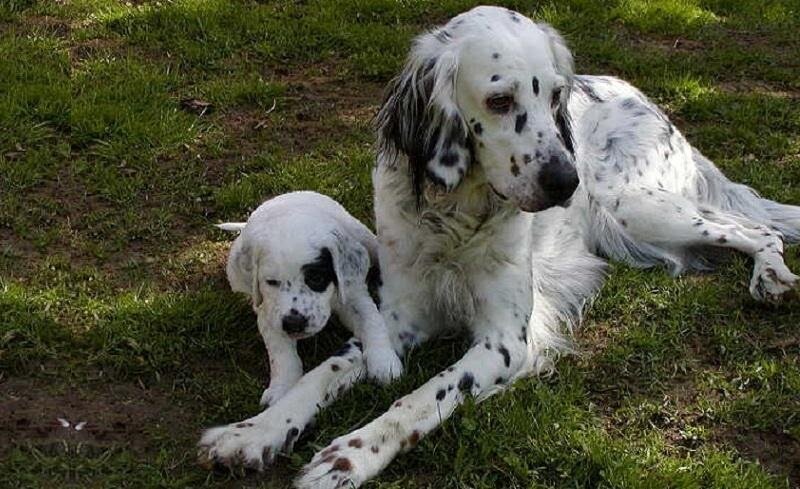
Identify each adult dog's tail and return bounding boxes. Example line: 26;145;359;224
693;148;800;243
216;222;247;232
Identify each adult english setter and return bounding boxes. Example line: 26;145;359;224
199;6;800;487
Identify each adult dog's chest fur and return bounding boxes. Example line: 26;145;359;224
374;164;531;323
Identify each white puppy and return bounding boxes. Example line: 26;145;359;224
217;191;403;408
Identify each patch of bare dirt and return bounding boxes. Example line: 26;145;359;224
0;377;191;456
716;428;800;486
22;15;71;38
627;33;707;54
212;64;384;157
69;38;124;64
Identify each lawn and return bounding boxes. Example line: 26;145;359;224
1;0;799;488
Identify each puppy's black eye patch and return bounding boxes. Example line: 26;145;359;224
302;247;337;292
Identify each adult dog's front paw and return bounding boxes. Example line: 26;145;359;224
197;417;303;471
295;428;387;489
365;348;404;385
260;383;292;408
750;260;799;302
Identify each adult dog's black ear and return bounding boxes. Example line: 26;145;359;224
375;29;472;202
537;22;575;155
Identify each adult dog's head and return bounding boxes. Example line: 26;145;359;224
376;6;578;212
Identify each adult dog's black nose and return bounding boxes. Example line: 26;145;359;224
282;311;308;335
538;154;579;206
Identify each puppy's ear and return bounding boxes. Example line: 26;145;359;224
537;22;575;155
376;29;472;202
328;231;369;305
226;237;256;297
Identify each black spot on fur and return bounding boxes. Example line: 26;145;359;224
440;151;459;167
303;248;337;292
492;52;500;59
434;30;451;43
511;163;520;176
495;377;505;385
425;168;448;188
283;427;300;451
332;343;351;356
473;122;482;135
555;107;575;154
717;235;728;244
515;112;528;134
702;230;710;236
367;263;382;308
574;76;603;102
436;389;446;401
523;154;533;164
532;77;539;95
491;74;501;82
458;372;475;393
498;345;511;368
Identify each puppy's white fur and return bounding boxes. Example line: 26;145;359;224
218;191;402;407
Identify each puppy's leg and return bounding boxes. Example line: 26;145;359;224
608;188;798;301
337;292;403;384
295;308;529;489
259;314;303;408
198;338;366;471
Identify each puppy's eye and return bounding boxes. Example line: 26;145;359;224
486;95;514;114
265;279;280;287
304;270;332;292
551;88;562;109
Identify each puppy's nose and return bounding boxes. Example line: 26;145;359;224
282;311;308;335
538;154;579;206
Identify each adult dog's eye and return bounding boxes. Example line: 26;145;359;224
265;279;280;287
551;88;562;109
487;95;514;114
305;270;332;292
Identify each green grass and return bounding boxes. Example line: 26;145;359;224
1;0;799;488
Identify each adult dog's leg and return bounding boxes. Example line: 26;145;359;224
295;307;529;488
578;95;798;301
259;314;303;408
198;338;366;471
609;187;798;301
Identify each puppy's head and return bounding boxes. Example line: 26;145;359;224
376;6;578;212
231;222;369;340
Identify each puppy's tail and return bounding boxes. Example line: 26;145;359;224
215;222;247;232
693;148;800;243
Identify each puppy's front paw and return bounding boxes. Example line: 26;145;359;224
365;348;403;385
198;417;304;471
260;383;292;408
